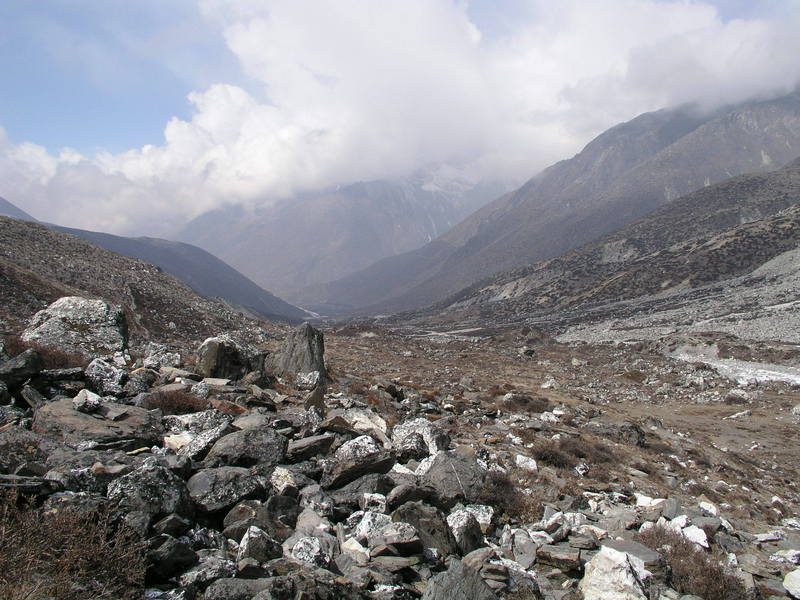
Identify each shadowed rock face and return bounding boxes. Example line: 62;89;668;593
269;323;327;381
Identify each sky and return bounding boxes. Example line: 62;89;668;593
1;0;799;235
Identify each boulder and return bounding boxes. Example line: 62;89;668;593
269;323;327;381
204;428;288;468
203;579;272;600
421;452;487;508
107;464;193;523
447;508;485;555
578;545;653;600
321;435;395;489
32;397;162;447
421;559;498;600
85;358;127;395
0;349;44;388
236;525;282;562
785;568;800;599
392;501;459;556
21;296;127;357
392;417;450;457
196;335;264;380
146;534;198;582
0;427;62;474
187;467;263;514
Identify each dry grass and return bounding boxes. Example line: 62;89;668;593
531;435;615;470
3;335;89;369
479;470;544;523
634;525;747;600
0;492;145;600
143;390;209;415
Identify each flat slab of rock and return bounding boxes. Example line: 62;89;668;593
203;428;288;468
32;398;162;447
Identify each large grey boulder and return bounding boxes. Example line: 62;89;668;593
422;452;487;508
85;358;127;395
422;559;498;600
187;467;263;514
321;435;395;489
21;296;128;357
269;323;327;381
196;335;264;380
392;501;460;556
203;428;288;468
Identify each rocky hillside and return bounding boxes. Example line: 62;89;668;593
309;91;800;315
436;163;800;319
1;298;799;599
0;217;279;345
51;225;309;323
0;195;36;221
178;176;503;301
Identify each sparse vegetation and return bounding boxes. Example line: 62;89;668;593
0;492;145;600
634;525;747;600
3;335;89;369
531;435;615;470
143;390;208;414
479;470;544;523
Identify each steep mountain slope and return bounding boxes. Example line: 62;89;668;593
0;196;35;221
0;217;274;343
309;91;800;315
50;225;308;323
177;176;503;300
437;163;800;318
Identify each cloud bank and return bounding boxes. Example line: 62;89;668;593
2;0;800;235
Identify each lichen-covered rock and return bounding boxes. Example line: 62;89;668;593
21;296;128;357
0;427;62;474
392;417;450;457
269;323;327;381
236;525;282;562
187;467;263;514
85;358;128;395
107;463;193;522
204;428;288;468
447;508;485;555
146;534;198;582
72;389;102;413
321;435;395;489
392;501;459;556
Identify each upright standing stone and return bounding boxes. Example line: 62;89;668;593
269;323;327;382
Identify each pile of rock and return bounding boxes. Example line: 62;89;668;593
1;296;799;599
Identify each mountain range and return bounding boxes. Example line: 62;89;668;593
304;91;800;315
176;174;505;301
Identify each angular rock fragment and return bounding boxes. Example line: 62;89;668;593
269;323;327;381
187;467;263;514
321;435;395;489
421;559;498;600
203;427;288;468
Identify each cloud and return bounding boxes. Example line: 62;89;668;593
2;0;800;235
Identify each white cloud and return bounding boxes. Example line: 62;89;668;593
2;0;800;235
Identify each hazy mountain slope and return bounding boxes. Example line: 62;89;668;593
0;217;266;342
311;91;800;315
177;177;503;300
0;196;36;221
437;163;800;318
49;225;308;323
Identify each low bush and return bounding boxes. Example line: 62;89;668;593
532;435;615;470
144;390;208;415
634;525;747;600
479;470;544;523
0;492;145;600
3;335;89;369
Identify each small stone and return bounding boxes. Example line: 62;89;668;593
72;389;102;413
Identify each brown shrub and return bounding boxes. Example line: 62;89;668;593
0;492;145;600
479;470;544;523
3;335;89;369
532;436;615;470
634;526;747;600
144;390;208;415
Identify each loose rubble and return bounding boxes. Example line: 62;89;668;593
1;297;799;599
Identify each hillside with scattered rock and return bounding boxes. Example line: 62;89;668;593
0;217;281;346
2;294;799;599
